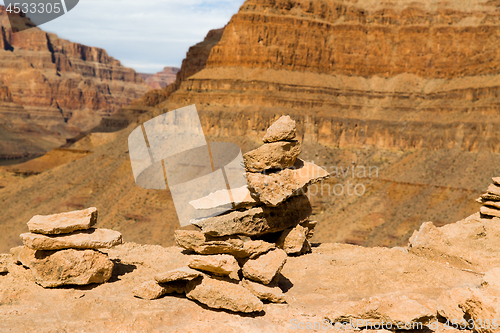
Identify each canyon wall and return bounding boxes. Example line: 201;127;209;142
0;6;149;159
139;67;180;90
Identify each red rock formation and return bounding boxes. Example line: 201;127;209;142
0;6;149;159
139;67;180;89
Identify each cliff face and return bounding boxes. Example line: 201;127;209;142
0;6;149;159
139;67;180;90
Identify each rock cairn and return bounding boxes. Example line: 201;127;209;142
133;115;329;313
11;207;122;288
477;177;500;218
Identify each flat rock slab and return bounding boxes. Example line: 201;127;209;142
20;228;123;251
188;254;240;280
241;278;286;303
487;183;500;196
132;280;186;300
243;141;301;173
189;186;258;210
262;115;297;143
193;195;312;237
324;295;435;328
480;201;500;209
154;267;203;283
186;276;263;313
480;206;500;218
27;207;98;235
242;249;287;284
480;193;500;201
12;247;114;288
247;159;329;206
175;230;275;258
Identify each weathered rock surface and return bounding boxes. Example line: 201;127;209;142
27;207;98;235
480;193;500;202
132;280;185;300
276;224;309;255
480;206;500;218
154;267;203;283
262;115;297;143
241;278;286;303
186;276;263;313
324;295;435;328
138;67;179;90
188;254;240;280
480;201;500;209
193;195;312;237
20;228;123;251
175;230;275;258
0;265;7;274
11;248;114;288
487;184;500;196
242;249;287;284
189;186;257;210
483;268;500;290
243;141;301;173
247;159;329;206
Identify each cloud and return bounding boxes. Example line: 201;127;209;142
1;0;245;73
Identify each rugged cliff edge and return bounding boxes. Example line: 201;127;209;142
0;6;149;159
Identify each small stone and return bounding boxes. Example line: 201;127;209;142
243;141;301;173
193;195;312;237
133;280;186;300
247;159;329;206
242;249;287;284
154;267;203;283
480;206;500;218
189;186;258;210
175;230;275;258
487;184;500;196
20;228;123;251
17;248;114;288
276;224;308;255
27;207;98;235
186;276;263;313
302;220;317;240
262;115;297;143
240;278;286;303
188;254;240;280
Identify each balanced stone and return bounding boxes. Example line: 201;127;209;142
15;248;114;288
480;206;500;218
487;183;500;196
154;267;203;283
188;254;240;280
27;207;98;235
240;278;286;303
262;115;297;143
133;280;186;300
493;177;500;186
242;249;287;284
189;186;258;210
243;141;301;173
175;230;275;258
480;193;500;201
193;195;312;237
186;276;263;313
482;201;500;209
247;159;329;206
276;224;309;255
20;228;123;251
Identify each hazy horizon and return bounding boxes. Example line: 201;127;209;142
0;0;245;73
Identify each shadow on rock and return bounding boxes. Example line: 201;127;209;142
108;259;137;283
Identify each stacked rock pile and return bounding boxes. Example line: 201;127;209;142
10;207;122;288
477;177;500;218
133;116;329;313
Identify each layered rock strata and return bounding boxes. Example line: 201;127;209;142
11;207;122;287
132;116;329;313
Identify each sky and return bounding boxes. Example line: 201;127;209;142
1;0;246;73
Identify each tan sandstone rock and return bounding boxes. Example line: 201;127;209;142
487;184;500;196
174;230;275;258
481;201;500;209
186;276;263;313
240;278;286;303
132;280;186;300
437;287;474;321
20;228;123;251
324;295;435;328
188;254;240;280
483;267;500;290
262;115;297;143
243;141;301;173
0;265;7;274
480;193;500;202
193;195;312;237
276;224;309;255
27;207;98;235
242;249;287;284
189;186;258;210
480;206;500;218
247;159;329;206
17;248;114;288
154;266;203;283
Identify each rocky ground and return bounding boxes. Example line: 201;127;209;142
1;212;499;332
